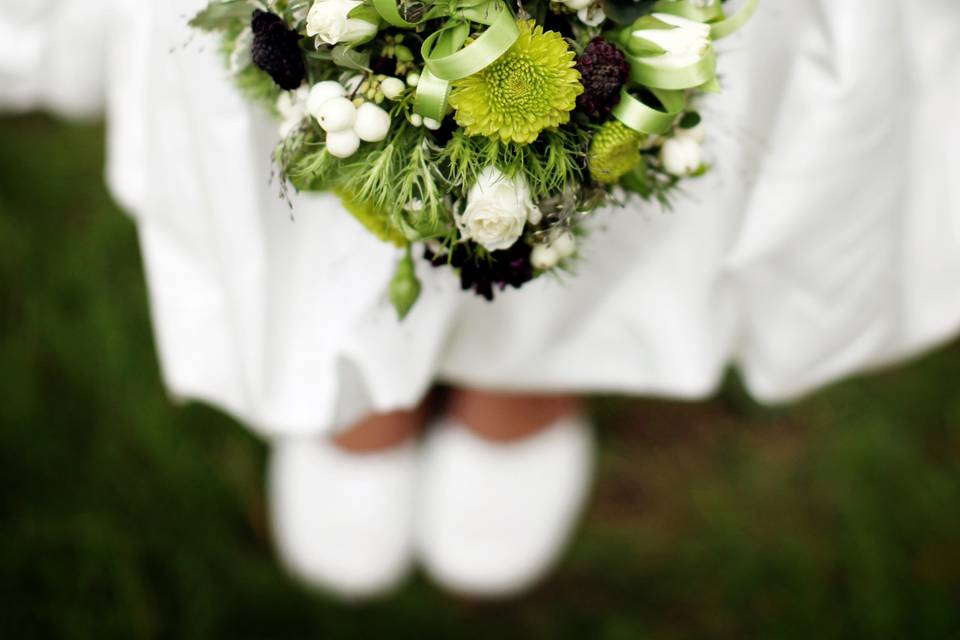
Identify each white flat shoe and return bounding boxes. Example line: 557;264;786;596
267;437;418;600
416;414;594;598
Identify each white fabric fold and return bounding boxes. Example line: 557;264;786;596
2;0;958;437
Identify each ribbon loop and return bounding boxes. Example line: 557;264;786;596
650;0;759;40
612;88;685;135
421;8;518;81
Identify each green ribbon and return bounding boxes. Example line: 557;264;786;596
611;0;757;134
611;88;685;135
371;0;519;120
421;8;518;81
651;0;724;23
652;0;759;40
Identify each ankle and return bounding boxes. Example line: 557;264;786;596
332;406;427;453
448;389;582;444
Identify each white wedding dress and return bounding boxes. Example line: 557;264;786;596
3;0;958;438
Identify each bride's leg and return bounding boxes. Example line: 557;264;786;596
447;389;581;441
332;406;427;452
417;388;593;597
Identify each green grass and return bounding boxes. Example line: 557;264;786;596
1;113;958;639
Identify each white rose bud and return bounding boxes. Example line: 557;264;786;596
552;231;577;259
354;102;391;142
531;244;561;270
306;0;379;46
326;129;361;158
633;13;712;69
307;81;345;120
661;137;702;176
456;166;537;252
316;96;357;132
380;77;406;100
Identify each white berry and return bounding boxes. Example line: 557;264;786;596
354;102;391;142
423;117;441;130
380;77;406;100
660;137;702;176
406;72;420;87
325;130;360;158
307;81;345;119
552;232;576;258
316;96;357;133
531;244;561;270
410;113;423;127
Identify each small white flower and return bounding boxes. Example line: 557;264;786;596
325;129;361;158
457;167;539;252
531;244;560;270
675;120;705;143
276;86;311;138
552;231;577;259
660;137;702;176
315;96;357;132
380;77;406;100
306;0;378;46
342;74;365;95
577;5;606;27
354;102;391;142
633;13;712;69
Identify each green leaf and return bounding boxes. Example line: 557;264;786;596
679;111;702;129
189;0;256;32
601;0;657;26
331;44;372;72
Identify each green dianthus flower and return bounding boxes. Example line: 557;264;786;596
449;20;583;144
588;120;644;184
335;190;407;247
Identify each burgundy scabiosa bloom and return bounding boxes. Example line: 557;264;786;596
576;38;629;120
251;10;306;91
426;242;535;301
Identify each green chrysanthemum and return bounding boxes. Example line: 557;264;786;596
335;190;407;247
449;20;583;144
588;121;644;184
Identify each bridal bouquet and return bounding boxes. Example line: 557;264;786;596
191;0;756;317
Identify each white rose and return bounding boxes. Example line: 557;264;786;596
633;13;711;69
660;137;702;176
457;167;539;252
306;0;378;46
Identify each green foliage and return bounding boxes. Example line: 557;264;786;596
438;125;588;202
189;0;257;32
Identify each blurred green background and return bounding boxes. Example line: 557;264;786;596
1;113;959;640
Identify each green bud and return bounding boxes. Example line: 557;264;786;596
389;249;422;320
394;44;414;62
